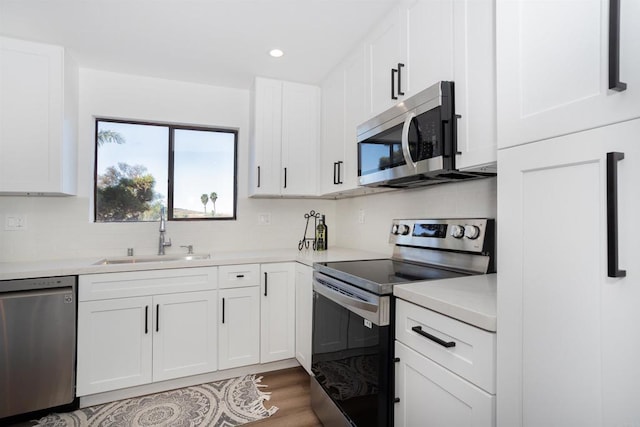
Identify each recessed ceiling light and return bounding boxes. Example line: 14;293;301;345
269;49;284;58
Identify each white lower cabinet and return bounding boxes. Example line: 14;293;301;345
394;299;496;427
77;296;153;395
260;262;296;363
152;291;217;382
294;263;313;374
395;342;494;427
77;267;218;396
218;287;260;370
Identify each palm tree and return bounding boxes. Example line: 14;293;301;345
200;194;209;214
97;130;126;146
209;192;218;215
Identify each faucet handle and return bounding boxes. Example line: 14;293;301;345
180;245;194;254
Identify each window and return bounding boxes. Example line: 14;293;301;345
95;119;237;222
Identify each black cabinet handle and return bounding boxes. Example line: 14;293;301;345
257;166;261;188
391;68;398;100
236;274;244;278
607;152;626;277
337;161;343;184
156;304;159;332
284;167;287;189
609;0;627;91
264;272;268;296
222;297;225;324
397;63;405;96
411;326;456;348
145;305;149;334
333;162;338;185
394;397;401;403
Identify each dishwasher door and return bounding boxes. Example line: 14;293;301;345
0;276;77;419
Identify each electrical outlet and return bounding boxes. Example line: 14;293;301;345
258;212;271;225
358;209;365;224
5;214;27;231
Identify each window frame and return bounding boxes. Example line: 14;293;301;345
94;118;238;222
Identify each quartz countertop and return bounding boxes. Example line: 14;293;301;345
393;273;497;332
0;247;388;281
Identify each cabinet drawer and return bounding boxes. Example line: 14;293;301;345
394;341;495;427
395;299;496;393
218;264;260;288
79;267;217;301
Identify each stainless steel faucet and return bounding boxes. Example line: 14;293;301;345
158;207;172;255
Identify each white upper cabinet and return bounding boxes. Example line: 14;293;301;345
320;46;367;196
249;77;320;197
0;37;78;195
452;0;497;172
319;0;497;192
497;0;640;148
367;5;407;116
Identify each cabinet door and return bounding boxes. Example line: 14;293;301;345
497;119;640;426
152;291;217;382
320;67;346;195
0;37;76;195
76;296;153;395
295;263;313;374
497;0;640;148
260;263;296;363
453;0;497;171
367;6;406;116
405;0;454;98
342;46;367;191
250;77;282;195
281;82;320;196
218;287;260;370
394;341;495;427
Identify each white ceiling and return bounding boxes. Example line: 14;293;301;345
0;0;398;89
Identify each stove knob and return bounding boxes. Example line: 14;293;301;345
391;224;399;235
399;224;411;235
464;225;481;240
450;225;465;239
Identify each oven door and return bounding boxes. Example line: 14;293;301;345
311;271;393;427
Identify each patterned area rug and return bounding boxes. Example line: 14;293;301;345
35;375;278;427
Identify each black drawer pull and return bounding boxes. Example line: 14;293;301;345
411;326;455;348
236;274;245;278
394;397;401;403
264;272;268;297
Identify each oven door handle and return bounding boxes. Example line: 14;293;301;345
313;279;379;314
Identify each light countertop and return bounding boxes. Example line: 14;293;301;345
393;273;497;332
0;247;388;281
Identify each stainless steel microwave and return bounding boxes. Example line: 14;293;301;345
357;81;492;188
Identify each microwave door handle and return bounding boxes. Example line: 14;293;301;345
401;112;417;167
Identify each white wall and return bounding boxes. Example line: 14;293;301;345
0;69;335;262
334;178;497;255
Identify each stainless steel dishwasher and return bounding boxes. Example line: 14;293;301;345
0;276;77;419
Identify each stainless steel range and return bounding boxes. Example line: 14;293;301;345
310;218;495;427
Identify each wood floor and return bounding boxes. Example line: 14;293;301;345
247;366;322;427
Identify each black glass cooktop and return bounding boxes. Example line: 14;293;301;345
315;259;469;295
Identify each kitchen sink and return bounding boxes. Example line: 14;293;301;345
93;254;211;265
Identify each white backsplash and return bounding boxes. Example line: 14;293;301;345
333;178;497;255
0;69;496;263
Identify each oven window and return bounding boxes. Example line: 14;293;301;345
312;292;391;427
